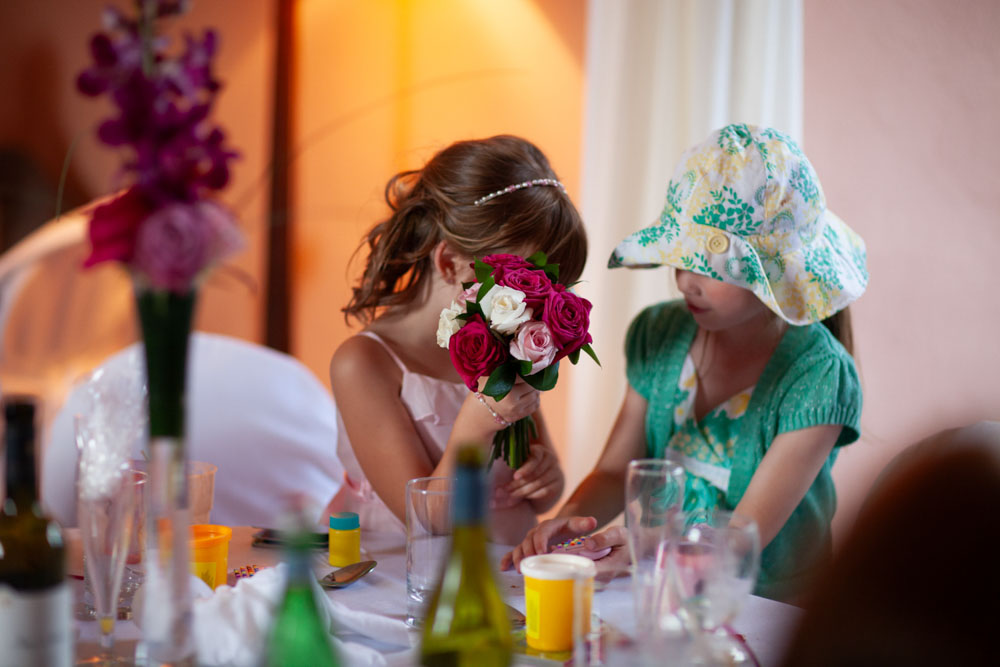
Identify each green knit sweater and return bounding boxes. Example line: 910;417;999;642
626;300;862;601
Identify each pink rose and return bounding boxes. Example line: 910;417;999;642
498;267;554;311
448;315;508;390
455;283;480;307
83;187;152;267
480;253;531;282
542;290;593;360
509;321;558;374
132;200;243;292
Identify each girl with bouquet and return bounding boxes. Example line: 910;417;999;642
327;135;588;543
504;124;868;601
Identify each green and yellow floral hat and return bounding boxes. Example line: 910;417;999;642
608;124;868;325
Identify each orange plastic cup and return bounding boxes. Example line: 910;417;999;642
190;524;232;590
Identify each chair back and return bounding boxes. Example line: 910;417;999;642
42;332;344;528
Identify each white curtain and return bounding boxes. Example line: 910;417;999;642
566;0;803;485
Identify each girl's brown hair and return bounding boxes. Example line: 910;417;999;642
822;307;854;357
344;135;588;324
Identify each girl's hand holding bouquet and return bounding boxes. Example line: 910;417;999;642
437;253;599;469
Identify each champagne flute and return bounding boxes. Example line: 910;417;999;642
76;415;146;666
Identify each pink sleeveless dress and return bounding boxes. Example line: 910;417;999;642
327;332;536;543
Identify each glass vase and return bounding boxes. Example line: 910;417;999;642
135;286;197;665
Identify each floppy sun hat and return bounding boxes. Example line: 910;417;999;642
608;123;868;325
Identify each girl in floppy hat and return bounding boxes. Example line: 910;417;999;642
503;124;867;601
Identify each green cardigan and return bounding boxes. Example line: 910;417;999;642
625;300;862;601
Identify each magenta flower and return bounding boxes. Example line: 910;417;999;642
497;266;554;311
83;187;153;267
448;315;508;391
542;290;593;360
78;1;242;291
480;254;532;282
132;200;242;292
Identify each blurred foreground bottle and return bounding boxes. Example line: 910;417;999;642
0;397;72;666
419;446;512;666
262;504;340;667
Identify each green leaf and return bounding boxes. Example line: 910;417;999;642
544;263;560;282
461;280;475;290
482;362;517;400
518;359;533;376
581;343;601;366
527;251;548;267
476;276;495;301
523;362;559;391
474;257;493;283
464;300;484;319
568;349;581;364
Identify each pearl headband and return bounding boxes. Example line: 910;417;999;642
473;178;566;206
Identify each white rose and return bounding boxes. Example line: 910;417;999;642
480;285;532;335
436;301;464;348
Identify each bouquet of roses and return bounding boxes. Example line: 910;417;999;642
436;253;599;469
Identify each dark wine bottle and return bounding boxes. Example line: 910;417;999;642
0;397;72;665
262;505;340;667
419;445;512;666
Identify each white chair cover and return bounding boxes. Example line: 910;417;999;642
42;332;344;528
0;202;138;448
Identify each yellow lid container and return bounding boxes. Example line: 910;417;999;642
190;524;232;590
521;554;596;653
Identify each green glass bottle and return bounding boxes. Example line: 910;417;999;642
419;446;512;666
0;397;71;666
262;511;340;667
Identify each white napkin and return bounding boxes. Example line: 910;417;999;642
150;565;413;667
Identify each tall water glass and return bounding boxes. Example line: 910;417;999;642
405;476;452;627
624;457;686;638
78;469;146;665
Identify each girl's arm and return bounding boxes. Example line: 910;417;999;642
502;409;564;514
330;335;538;525
501;385;648;569
557;385;649;523
733;424;841;548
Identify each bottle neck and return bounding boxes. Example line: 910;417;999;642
4;425;39;509
452;461;486;527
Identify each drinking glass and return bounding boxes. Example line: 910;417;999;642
77;469;146;665
405;476;452;627
668;509;760;664
624;457;686;639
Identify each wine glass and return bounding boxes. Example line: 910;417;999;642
76;416;147;666
667;509;760;665
624;457;686;639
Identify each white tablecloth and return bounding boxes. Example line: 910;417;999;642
75;526;802;666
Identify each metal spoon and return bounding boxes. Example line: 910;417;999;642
318;560;377;589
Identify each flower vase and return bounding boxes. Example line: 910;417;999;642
135;285;197;665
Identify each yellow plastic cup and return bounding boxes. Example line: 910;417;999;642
521;554;596;653
190;524;232;590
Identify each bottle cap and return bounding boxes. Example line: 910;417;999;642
329;512;360;530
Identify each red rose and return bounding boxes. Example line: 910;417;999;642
83;187;152;267
542;290;593;360
480;253;531;282
497;266;554;312
448;315;508;390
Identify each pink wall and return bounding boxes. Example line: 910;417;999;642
803;0;1000;543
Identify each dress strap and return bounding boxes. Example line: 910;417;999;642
356;331;409;374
